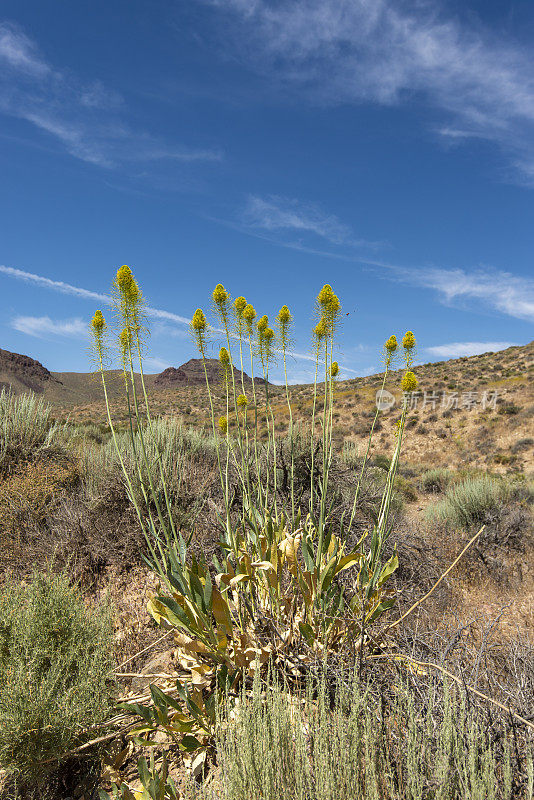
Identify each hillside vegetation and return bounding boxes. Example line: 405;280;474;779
0;273;532;800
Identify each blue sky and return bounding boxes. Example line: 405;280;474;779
0;0;533;382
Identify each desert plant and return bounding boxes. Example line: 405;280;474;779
420;467;452;493
215;672;533;800
90;268;418;757
0;389;63;474
426;475;509;529
0;570;114;785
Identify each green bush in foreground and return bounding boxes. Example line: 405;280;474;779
215;675;533;800
104;673;533;800
0;570;114;785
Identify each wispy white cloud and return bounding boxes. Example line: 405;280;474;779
426;341;517;358
0;21;221;168
11;315;87;338
143;356;173;371
396;266;534;323
208;0;534;182
0;265;110;303
0;22;50;77
243;195;376;247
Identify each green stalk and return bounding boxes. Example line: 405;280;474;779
347;363;390;532
281;340;295;529
133;330;177;541
309;344;320;514
247;333;263;509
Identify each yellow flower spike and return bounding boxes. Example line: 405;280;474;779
190;308;208;355
402;331;416;351
277;305;291;325
313;319;327;342
90;310;107;359
212;283;231;326
385;335;398;353
218;416;228;435
277;305;293;350
120;327;132;356
257;315;268;334
91;310;106;336
401;371;418;392
115;265;141;306
316;284;341;336
212;283;230;306
237;394;248;408
219;347;231;368
191;308;207;332
331;361;339;378
402;330;417;367
234;296;247;315
243;303;257;333
317;284;334;309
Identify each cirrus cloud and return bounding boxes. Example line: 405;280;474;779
11;315;87;338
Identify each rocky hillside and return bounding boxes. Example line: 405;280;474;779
154;358;266;388
0;348;61;395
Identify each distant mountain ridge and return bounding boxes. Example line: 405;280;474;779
0;350;270;402
154;358;267;388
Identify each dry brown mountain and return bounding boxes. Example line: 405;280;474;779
0;347;62;395
154;358;265;388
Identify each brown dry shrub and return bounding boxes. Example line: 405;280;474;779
0;453;79;539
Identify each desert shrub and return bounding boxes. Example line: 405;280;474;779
426;475;510;529
214;674;533;800
0;570;114;785
498;403;521;415
0;390;63;474
394;474;417;502
373;453;391;471
0;453;79;537
82;418;218;516
512;437;534;454
420;467;452;493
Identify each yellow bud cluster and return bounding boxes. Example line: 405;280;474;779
90;310;107;358
91;310;106;335
234;296;247;315
191;308;207;332
402;331;416;351
237;394;248;408
257;315;268;334
218;416;228;435
115;265;142;308
219;347;231;367
331;361;339;378
316;283;341;338
385;335;398;353
401;371;418;392
212;283;229;306
243;304;256;326
190;308;208;355
313;320;327;342
277;305;291;325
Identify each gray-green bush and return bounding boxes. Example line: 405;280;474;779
214;674;533;800
0;389;63;473
425;475;510;529
0;570;114;785
420;467;452;493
